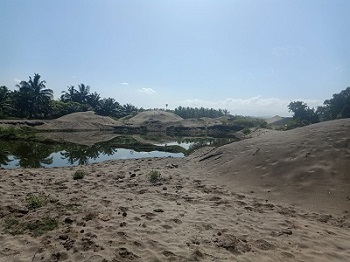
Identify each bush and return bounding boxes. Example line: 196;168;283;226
73;170;86;180
147;170;162;184
26;194;46;209
242;127;251;135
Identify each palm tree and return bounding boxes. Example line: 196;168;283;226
87;92;101;109
15;73;53;118
61;85;78;103
0;86;12;117
76;84;90;104
95;98;120;116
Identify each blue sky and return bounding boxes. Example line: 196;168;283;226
1;0;349;116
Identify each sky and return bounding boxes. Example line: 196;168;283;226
1;0;349;116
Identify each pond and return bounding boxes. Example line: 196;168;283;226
0;134;236;169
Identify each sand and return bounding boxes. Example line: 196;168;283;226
37;111;123;131
125;111;183;126
0;119;350;262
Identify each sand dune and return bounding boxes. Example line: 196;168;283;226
0;119;350;261
125;111;183;125
192;119;350;215
37;111;122;131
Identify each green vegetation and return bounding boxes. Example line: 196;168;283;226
174;106;229;119
287;87;350;128
223;115;267;129
147;170;162;184
242;127;251;135
3;218;26;235
26;217;58;236
0;73;140;120
3;217;58;236
73;170;86;180
26;194;47;210
0;126;37;140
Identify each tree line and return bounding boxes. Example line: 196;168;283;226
288;87;350;127
0;73;140;119
0;73;232;120
174;106;229;119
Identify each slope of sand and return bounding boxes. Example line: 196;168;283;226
125;110;183;125
191;119;350;215
37;111;123;131
0;119;350;262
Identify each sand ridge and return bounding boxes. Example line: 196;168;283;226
191;119;350;215
36;111;123;131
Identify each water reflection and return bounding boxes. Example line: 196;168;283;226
0;134;235;169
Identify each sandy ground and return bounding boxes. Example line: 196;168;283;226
36;112;123;131
0;119;350;262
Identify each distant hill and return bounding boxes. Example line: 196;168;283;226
265;115;292;127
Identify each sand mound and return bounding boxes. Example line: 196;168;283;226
192;118;350;215
37;111;122;130
126;110;183;125
265;115;284;124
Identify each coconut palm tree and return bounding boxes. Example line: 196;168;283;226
15;73;53;118
87;92;101;109
95;98;120;116
0;86;12;117
76;83;91;104
61;85;78;103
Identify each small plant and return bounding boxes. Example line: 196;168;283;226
242;127;251;135
4;218;25;235
26;217;58;236
3;217;58;236
26;194;46;210
147;170;162;184
73;170;86;180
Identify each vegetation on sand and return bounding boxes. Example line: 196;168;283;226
73;170;86;180
147;170;162;184
26;194;47;210
4;217;58;236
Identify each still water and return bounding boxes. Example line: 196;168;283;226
0;135;235;169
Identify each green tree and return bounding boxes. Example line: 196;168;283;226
61;85;78;103
95;98;120;116
323;87;350;119
0;86;12;117
15;74;53;118
87;92;101;109
76;83;91;104
288;101;319;125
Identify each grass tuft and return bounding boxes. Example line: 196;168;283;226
147;170;162;184
73;170;86;180
26;194;46;210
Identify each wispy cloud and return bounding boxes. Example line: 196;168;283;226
271;46;305;58
138;87;156;95
334;66;344;75
14;78;21;83
178;96;321;117
120;82;129;86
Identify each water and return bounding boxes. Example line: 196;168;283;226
0;134;235;169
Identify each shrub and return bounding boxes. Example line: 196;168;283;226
73;170;86;180
26;217;58;236
26;194;46;209
147;170;162;184
4;218;25;235
3;217;58;236
242;127;251;135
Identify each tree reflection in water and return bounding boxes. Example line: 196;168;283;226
0;134;235;168
0;143;12;166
